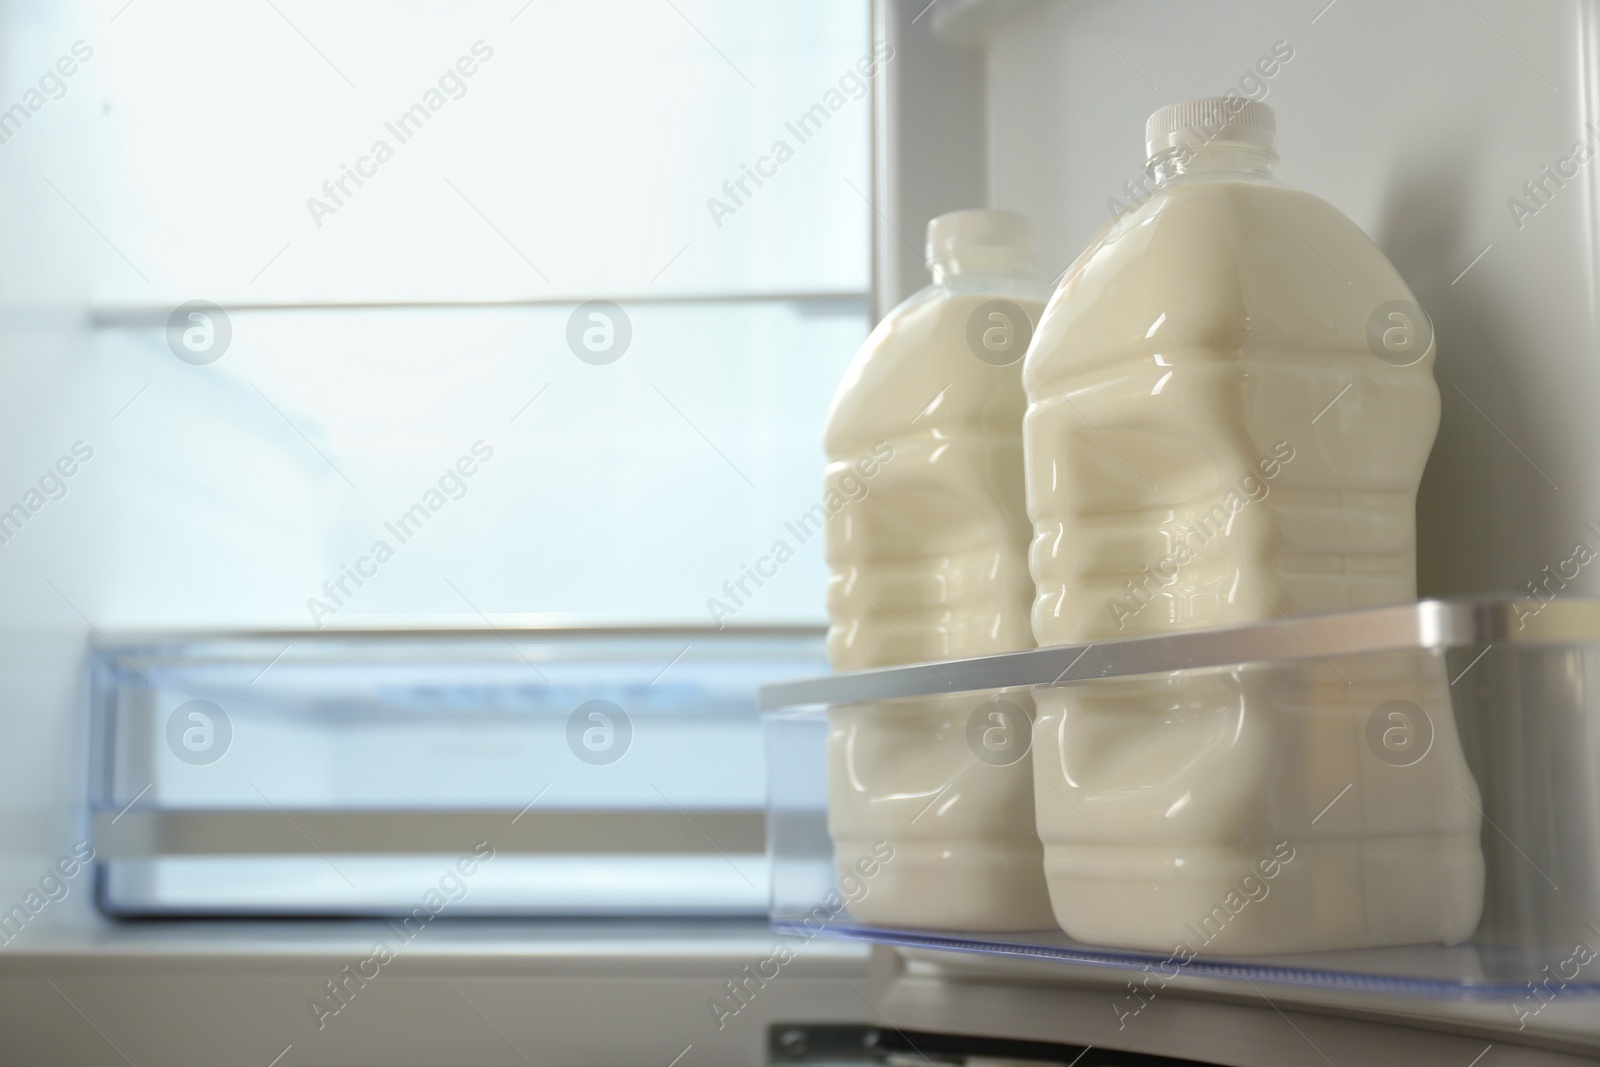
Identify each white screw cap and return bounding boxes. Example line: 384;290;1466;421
925;209;1035;265
1145;97;1276;160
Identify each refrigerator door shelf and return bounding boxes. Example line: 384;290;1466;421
765;597;1600;1000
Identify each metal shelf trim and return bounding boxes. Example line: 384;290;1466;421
758;597;1599;711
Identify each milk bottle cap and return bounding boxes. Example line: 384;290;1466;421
925;209;1035;267
1145;97;1276;160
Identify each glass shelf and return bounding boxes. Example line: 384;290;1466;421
761;598;1600;1001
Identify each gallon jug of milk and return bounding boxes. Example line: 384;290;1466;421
1024;100;1484;952
823;209;1054;930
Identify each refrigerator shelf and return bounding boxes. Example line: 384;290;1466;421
769;921;1563;999
757;597;1598;711
763;597;1600;1002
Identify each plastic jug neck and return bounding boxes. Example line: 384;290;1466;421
1150;142;1278;185
930;248;1035;285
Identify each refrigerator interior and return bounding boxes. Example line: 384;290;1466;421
2;0;1599;1063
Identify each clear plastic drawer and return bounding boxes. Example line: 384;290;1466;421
92;626;824;916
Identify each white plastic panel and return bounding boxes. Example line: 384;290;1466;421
0;0;103;942
84;300;862;628
91;0;872;305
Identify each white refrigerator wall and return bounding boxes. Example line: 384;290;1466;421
0;0;103;937
881;0;1599;601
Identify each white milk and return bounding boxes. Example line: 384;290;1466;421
824;209;1054;930
1024;100;1484;953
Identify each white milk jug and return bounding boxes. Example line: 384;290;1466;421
1024;100;1484;953
823;209;1054;930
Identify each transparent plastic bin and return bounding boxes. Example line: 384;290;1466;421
91;626;824;916
762;598;1600;999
